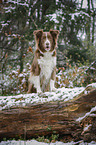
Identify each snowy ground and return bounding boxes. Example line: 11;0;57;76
0;83;96;110
0;140;96;145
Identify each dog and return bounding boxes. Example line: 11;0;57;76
27;29;59;93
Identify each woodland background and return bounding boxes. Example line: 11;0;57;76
0;0;96;95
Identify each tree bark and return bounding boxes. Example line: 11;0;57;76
0;89;96;142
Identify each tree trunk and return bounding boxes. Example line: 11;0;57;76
91;0;95;44
19;39;24;73
0;89;96;142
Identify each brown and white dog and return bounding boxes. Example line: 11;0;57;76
27;29;59;93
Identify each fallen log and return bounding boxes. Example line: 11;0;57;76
0;85;96;142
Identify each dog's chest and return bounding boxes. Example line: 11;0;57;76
38;52;56;80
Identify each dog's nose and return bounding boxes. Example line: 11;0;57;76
45;39;50;48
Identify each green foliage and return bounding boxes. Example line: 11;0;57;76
3;138;7;141
35;133;59;143
66;46;88;64
36;136;45;142
51;134;59;141
47;126;52;131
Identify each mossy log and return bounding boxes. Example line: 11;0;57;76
0;89;96;142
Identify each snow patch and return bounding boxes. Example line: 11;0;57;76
0;83;96;111
0;87;84;110
0;140;96;145
76;106;96;122
83;124;92;132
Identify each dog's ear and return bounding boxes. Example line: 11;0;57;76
50;30;59;47
33;30;43;40
50;30;59;39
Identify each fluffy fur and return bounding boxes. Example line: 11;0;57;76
27;29;59;93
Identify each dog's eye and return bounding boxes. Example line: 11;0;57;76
43;36;46;39
47;35;52;40
47;36;50;39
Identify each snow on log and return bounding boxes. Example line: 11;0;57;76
0;83;96;142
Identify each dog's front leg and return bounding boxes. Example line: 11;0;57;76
50;79;56;92
50;67;56;92
29;74;42;93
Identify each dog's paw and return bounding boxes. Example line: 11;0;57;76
51;87;57;92
37;89;42;95
27;90;31;94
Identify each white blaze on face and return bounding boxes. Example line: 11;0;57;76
45;32;51;51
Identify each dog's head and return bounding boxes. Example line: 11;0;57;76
33;29;59;52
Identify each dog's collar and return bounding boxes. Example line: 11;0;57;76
38;48;55;55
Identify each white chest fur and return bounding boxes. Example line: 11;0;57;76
38;52;56;80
